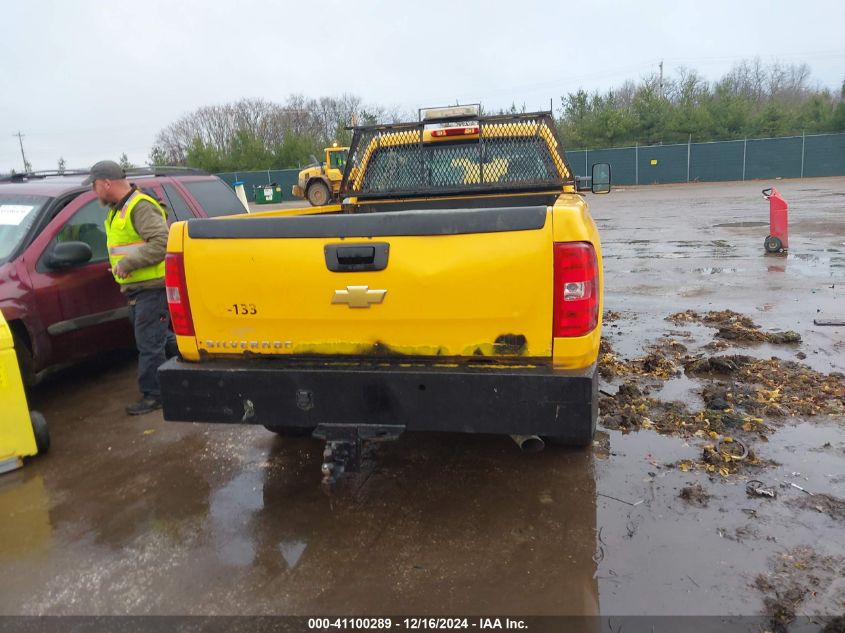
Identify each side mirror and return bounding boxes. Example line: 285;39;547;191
591;163;611;194
47;241;92;269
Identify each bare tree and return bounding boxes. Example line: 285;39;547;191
148;146;167;167
717;58;813;109
669;67;709;106
614;80;638;108
152;94;406;166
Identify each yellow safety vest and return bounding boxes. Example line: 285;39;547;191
104;190;167;285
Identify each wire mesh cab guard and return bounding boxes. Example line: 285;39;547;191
340;112;574;200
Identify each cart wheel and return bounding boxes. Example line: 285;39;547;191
30;411;50;454
764;235;783;253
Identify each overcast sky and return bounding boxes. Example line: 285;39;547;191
1;0;843;171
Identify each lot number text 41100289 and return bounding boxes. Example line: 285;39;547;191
307;618;528;630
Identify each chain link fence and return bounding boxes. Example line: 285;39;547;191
216;131;845;198
564;131;845;185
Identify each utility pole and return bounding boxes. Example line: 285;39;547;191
658;60;664;98
14;131;30;172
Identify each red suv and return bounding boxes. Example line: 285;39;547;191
0;168;247;385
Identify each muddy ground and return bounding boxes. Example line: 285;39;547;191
1;177;843;626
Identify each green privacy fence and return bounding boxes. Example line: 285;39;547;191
215;168;300;201
216;132;845;195
563;131;845;185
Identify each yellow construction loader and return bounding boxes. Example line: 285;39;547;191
291;145;349;206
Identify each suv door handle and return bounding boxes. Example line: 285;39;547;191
324;243;389;272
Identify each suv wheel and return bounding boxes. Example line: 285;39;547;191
12;332;36;387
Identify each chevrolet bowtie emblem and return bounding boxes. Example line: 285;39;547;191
332;285;387;308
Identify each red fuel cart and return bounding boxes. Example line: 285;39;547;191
762;187;788;253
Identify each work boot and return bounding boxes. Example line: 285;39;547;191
126;397;162;416
165;341;179;360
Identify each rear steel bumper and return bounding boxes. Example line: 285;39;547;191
159;357;597;441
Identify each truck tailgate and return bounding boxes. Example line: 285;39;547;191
180;206;553;360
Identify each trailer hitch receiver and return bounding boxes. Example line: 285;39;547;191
314;423;404;493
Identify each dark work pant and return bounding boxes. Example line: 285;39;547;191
127;287;177;400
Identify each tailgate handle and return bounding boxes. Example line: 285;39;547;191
339;246;374;264
325;243;389;272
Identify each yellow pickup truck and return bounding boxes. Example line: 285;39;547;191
160;106;610;488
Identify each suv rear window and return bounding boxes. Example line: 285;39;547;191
162;184;194;222
181;180;246;218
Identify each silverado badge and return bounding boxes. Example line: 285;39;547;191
332;285;387;308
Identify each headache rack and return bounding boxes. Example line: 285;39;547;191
340;111;573;200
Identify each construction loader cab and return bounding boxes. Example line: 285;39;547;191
327;147;348;170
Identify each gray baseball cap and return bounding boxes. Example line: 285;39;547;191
82;160;126;185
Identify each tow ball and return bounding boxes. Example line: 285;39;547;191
320;437;361;494
314;423;404;494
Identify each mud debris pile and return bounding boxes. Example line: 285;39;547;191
687;355;845;417
787;492;845;523
678;484;710;507
597;310;845;476
755;547;845;631
668;309;802;345
599;337;684;381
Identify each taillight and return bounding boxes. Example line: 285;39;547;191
165;252;194;336
553;242;599;337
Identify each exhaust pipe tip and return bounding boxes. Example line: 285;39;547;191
510;434;545;453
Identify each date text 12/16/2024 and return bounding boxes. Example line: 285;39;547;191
307;619;528;631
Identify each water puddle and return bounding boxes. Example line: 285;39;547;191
593;420;845;615
691;267;742;275
278;540;308;569
651;373;703;408
209;470;264;567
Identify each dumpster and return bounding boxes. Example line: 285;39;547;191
762;187;788;253
0;310;48;474
254;183;283;205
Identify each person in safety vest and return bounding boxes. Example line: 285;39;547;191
83;160;177;415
